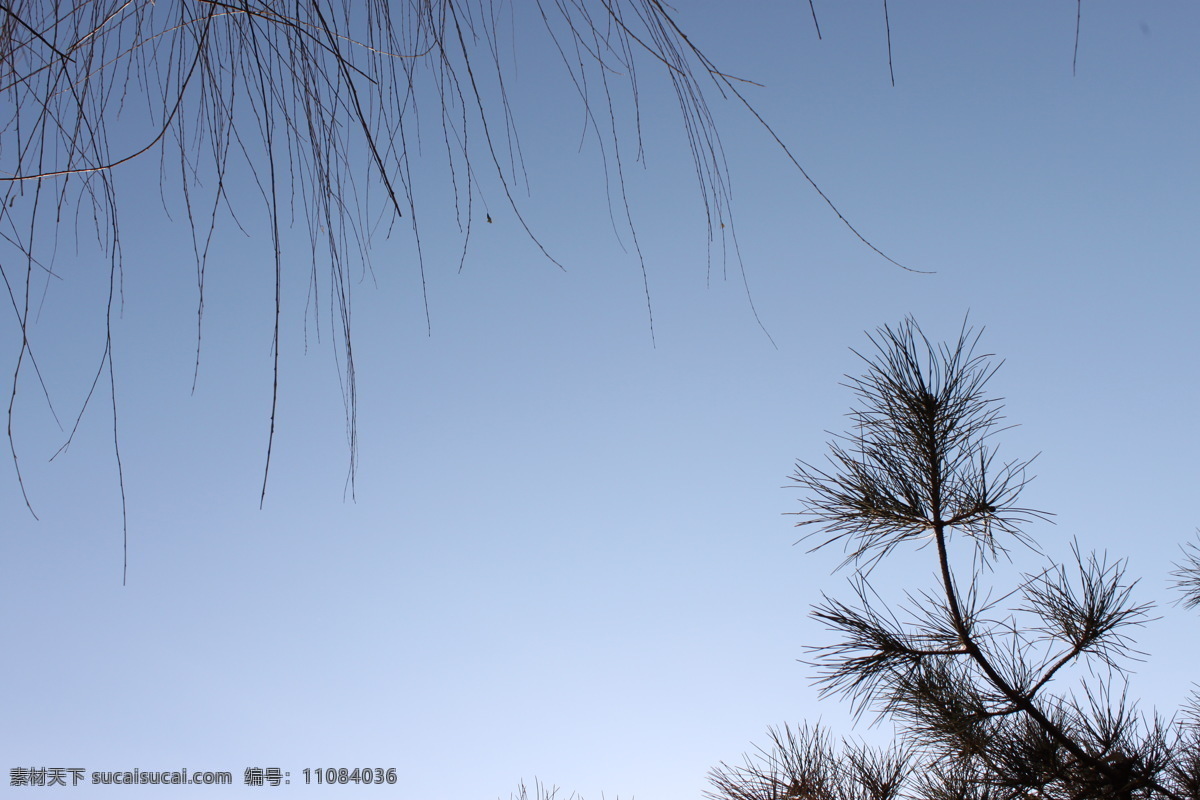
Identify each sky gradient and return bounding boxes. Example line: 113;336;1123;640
3;3;1198;798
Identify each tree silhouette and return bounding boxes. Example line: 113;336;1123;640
503;778;624;800
2;2;915;582
709;318;1200;800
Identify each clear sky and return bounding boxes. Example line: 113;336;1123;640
3;2;1198;799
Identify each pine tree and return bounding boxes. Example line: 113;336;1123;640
710;318;1200;800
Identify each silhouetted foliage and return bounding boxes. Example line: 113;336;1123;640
2;1;910;582
1172;535;1200;611
710;318;1200;800
504;777;626;800
708;723;910;800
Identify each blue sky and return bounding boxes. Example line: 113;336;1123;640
3;2;1198;798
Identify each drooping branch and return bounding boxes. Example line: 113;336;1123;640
2;2;913;545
